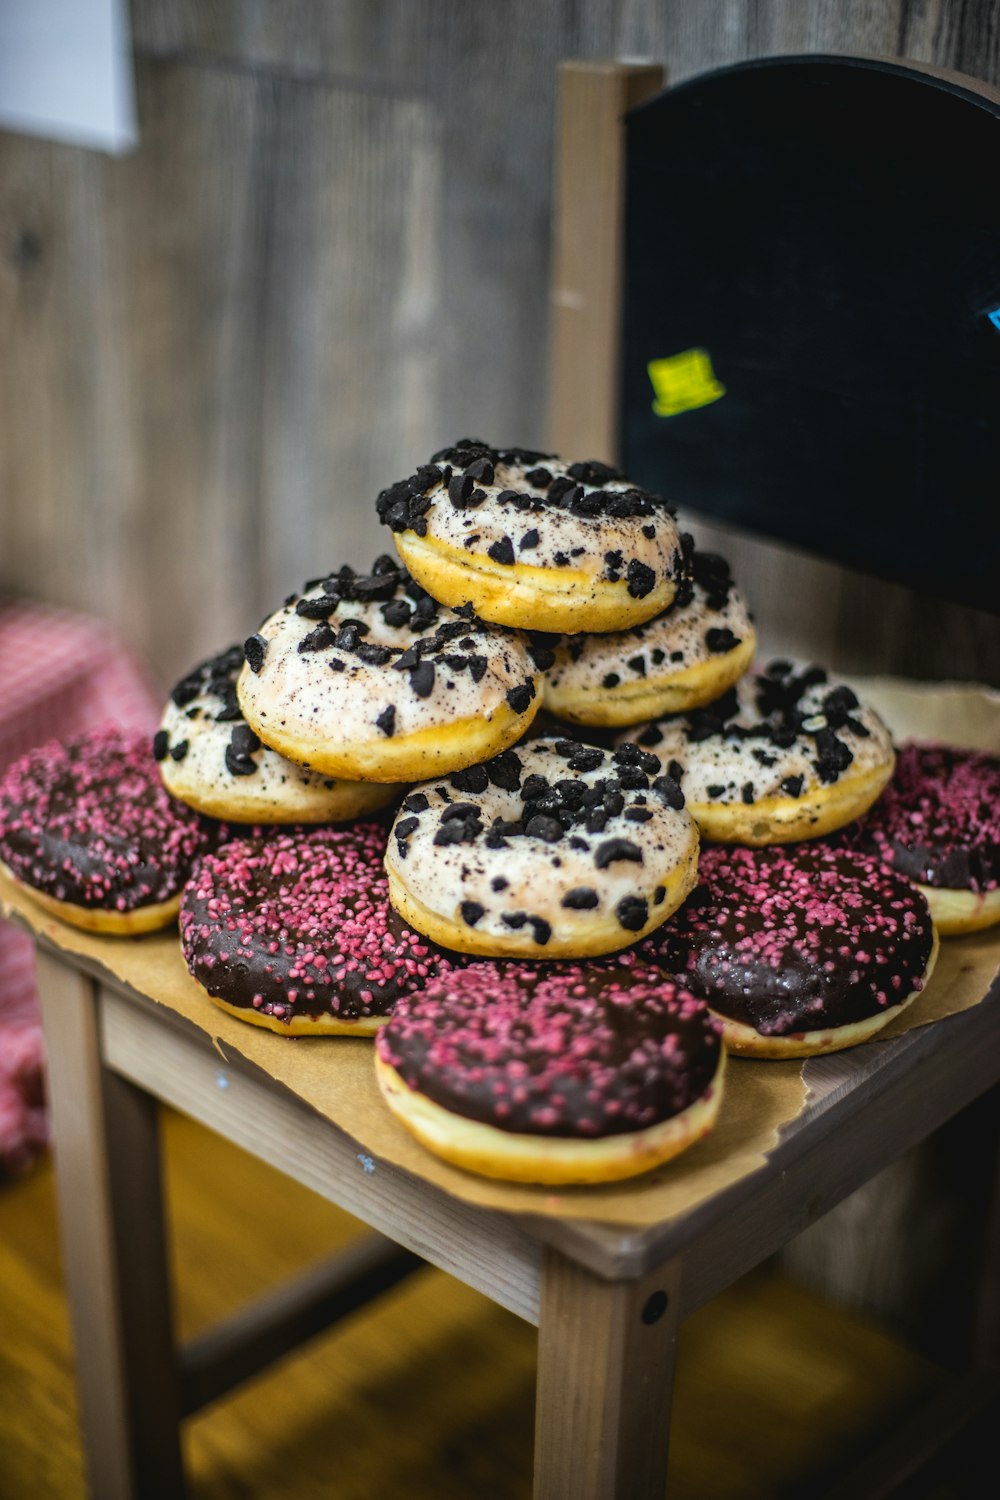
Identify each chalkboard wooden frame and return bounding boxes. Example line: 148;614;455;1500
616;54;1000;616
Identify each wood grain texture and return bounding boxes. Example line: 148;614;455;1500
35;954;183;1500
547;62;664;463
0;1109;960;1500
534;1251;681;1500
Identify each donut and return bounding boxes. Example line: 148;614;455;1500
841;741;1000;935
375;438;685;634
384;738;700;958
643;841;938;1057
179;823;458;1035
538;549;757;727
236;556;542;784
155;643;401;823
374;956;725;1184
621;660;895;844
0;725;212;934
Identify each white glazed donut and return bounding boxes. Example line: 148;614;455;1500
385;737;700;958
156;644;402;822
375;439;685;633
237;557;542;783
619;660;895;844
539;549;757;727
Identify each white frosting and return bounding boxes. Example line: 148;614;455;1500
618;665;894;806
386;739;697;947
238;574;539;746
544;577;754;695
158;692;360;816
410;451;682;586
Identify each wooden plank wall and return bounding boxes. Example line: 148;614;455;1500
0;0;997;690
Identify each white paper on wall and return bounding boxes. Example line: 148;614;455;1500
0;0;137;154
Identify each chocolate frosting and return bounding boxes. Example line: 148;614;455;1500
0;726;210;911
376;953;722;1138
643;842;935;1038
844;741;1000;893
180;823;457;1025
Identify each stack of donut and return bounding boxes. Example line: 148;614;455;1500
2;436;992;1186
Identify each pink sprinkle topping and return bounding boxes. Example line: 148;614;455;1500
180;823;455;1025
0;724;209;910
643;840;934;1037
377;956;721;1138
845;741;1000;893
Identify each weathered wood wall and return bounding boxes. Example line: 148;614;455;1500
1;0;997;690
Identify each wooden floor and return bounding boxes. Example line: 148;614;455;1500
0;1109;984;1499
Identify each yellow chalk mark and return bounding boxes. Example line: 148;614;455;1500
648;348;726;417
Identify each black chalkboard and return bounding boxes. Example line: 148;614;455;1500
620;56;1000;615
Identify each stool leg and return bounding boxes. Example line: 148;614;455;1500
534;1246;681;1499
37;952;185;1500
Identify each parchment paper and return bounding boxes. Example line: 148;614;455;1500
2;677;997;1229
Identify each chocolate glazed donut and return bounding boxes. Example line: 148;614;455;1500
0;725;212;934
180;822;458;1035
643;841;938;1057
375;953;725;1183
841;741;1000;935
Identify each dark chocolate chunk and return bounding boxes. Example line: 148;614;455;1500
528;916;552;945
488;536;515;566
465;457;494;485
491;876;509;892
450;764;489;794
616;895;649;931
602;672;620;689
501;911;527;929
525;467;552;487
448;473;474;506
525;814;564;842
741;781;756;804
485;748;522;791
297;622;336;654
355;641;394;667
652;775;685;810
706;627;740;654
244;634;267;674
814;728;854;783
381;598;412;628
624;807;653;822
296;593;340;620
567;746;604;772
433;818;477;847
225;745;256;776
170;740;189;762
519;528;540;550
460;901;484;927
394;816;419;841
594;838;643;869
561;886;599;909
152;730;169;761
376;704;396;737
626;559;656;599
409;661;436;698
506;683;534;714
627;655;647;677
230;723;260;756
